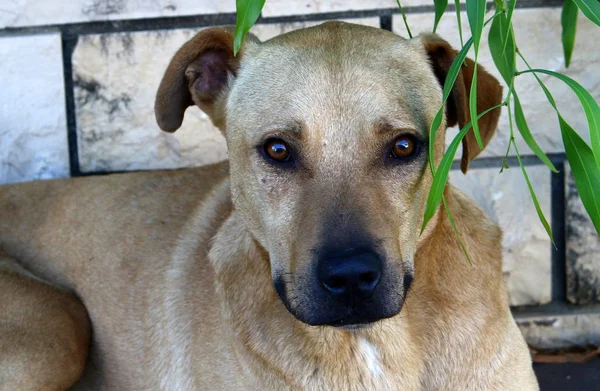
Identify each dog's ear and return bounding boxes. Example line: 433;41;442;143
155;26;259;132
419;34;503;173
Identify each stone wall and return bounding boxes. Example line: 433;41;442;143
1;0;599;348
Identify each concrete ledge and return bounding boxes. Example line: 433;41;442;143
514;304;600;349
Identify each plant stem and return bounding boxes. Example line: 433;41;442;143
396;0;413;38
484;13;499;26
501;91;515;172
493;0;507;12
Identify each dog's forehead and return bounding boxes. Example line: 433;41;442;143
227;22;441;138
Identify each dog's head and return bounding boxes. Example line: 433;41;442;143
155;22;502;327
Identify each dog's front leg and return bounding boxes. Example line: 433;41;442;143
0;251;91;391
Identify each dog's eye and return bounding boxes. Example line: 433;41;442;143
390;135;417;159
264;139;291;162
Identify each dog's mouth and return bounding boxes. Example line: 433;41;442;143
336;323;374;331
274;272;410;327
327;313;383;329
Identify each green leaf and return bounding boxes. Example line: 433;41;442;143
513;92;558;172
433;0;449;33
422;103;504;232
465;0;496;153
455;0;464;46
560;116;600;235
233;0;265;55
515;59;600;236
423;125;471;233
466;0;487;56
469;66;485;149
489;11;516;87
442;196;473;264
561;0;579;68
503;0;517;55
513;140;555;243
522;69;600;167
572;0;600;27
429;38;474;169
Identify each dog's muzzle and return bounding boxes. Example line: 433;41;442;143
274;246;409;327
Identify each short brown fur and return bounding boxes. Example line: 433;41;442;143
0;22;537;390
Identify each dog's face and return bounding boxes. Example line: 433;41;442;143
155;22;502;327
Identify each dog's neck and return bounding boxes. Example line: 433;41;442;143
207;211;425;389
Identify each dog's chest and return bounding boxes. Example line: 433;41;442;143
357;337;385;379
305;337;402;390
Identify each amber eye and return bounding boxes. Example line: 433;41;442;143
264;139;291;162
391;135;417;159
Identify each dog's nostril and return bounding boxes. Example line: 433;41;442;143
327;276;346;290
318;250;382;299
360;271;378;284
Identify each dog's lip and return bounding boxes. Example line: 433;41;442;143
335;323;375;331
326;311;383;328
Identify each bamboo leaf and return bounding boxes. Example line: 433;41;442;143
422;104;504;232
455;0;464;46
513;92;558;172
515;59;600;236
513;141;555;243
469;66;485;149
489;11;516;87
466;0;487;56
520;69;600;167
503;0;517;55
573;0;600;27
429;38;474;169
233;0;265;55
434;0;449;33
423;125;471;233
561;0;579;68
560;116;600;235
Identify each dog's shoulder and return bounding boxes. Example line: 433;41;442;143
415;185;504;301
445;183;503;243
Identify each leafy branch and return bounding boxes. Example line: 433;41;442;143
232;0;600;245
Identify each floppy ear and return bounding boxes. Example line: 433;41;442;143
155;26;259;132
420;34;503;173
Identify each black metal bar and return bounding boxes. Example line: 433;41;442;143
450;152;566;171
511;300;600;318
61;34;81;177
380;15;393;31
550;160;567;302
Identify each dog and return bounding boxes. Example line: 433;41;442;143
0;22;538;390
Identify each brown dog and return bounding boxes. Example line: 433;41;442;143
0;22;538;390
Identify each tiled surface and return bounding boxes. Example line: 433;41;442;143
73;28;228;173
0;0;236;28
393;9;600;161
450;165;552;306
0;33;69;184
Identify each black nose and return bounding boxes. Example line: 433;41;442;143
317;250;382;300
